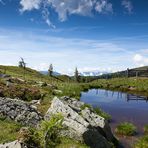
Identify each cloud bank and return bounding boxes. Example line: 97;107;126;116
133;53;148;67
20;0;41;12
19;0;114;27
0;0;134;27
0;28;135;74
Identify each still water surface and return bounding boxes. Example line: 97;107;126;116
80;89;148;132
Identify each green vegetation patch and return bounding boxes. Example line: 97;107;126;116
18;114;64;148
80;103;92;110
57;83;83;99
115;122;137;136
94;107;112;121
134;135;148;148
93;78;148;96
144;125;148;135
0;117;22;144
56;137;89;148
0;84;41;101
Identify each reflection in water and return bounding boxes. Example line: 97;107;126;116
81;89;148;122
81;88;148;132
95;89;148;102
126;94;148;102
81;89;148;148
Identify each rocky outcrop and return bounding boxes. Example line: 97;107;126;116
0;97;42;126
45;97;117;148
0;141;23;148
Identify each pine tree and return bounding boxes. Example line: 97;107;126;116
18;58;26;80
18;58;26;69
48;64;53;76
74;67;79;82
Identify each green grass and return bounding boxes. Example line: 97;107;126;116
115;122;137;136
144;125;148;135
0;65;71;84
0;118;22;144
57;83;84;99
93;78;148;96
134;135;148;148
56;137;89;148
94;107;112;121
80;104;92;110
16;115;88;148
57;82;101;99
37;95;52;115
3;65;148;147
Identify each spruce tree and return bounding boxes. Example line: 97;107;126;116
74;67;79;82
48;64;53;76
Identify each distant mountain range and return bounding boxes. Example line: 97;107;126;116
79;71;108;76
40;71;61;76
40;71;108;76
40;66;148;78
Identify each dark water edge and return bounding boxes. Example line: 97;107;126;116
80;89;148;148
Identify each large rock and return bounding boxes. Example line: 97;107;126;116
0;97;42;126
45;97;116;148
0;141;23;148
81;108;116;142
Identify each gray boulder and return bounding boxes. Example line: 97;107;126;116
0;97;42;127
0;141;23;148
81;108;115;142
45;97;116;148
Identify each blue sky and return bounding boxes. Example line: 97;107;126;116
0;0;148;74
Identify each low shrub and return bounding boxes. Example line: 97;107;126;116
18;114;64;148
115;122;137;136
144;125;148;135
17;127;40;148
134;135;148;148
38;114;64;148
1;85;41;101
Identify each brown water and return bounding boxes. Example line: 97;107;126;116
80;89;148;147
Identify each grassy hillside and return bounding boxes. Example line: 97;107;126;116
0;65;148;147
96;66;148;79
0;65;72;83
0;65;89;113
133;66;148;71
0;66;94;147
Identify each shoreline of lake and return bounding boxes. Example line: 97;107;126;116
80;88;148;147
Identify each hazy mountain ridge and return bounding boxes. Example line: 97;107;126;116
40;71;61;76
79;71;108;76
40;70;108;76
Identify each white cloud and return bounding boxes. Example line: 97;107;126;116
122;0;133;14
47;0;113;21
20;0;41;12
41;3;55;28
133;54;143;62
133;54;148;66
95;0;113;14
19;0;113;27
0;28;134;74
48;0;94;21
